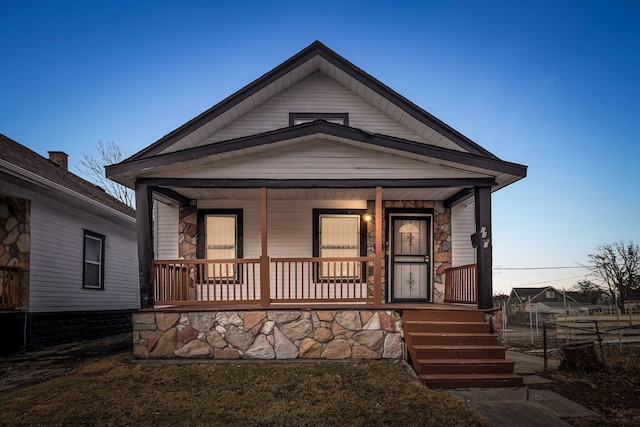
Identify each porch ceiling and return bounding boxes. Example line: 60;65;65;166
164;187;461;201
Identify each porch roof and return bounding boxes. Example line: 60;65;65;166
107;121;526;205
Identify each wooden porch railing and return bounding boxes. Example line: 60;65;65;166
271;257;374;303
444;263;477;304
153;259;261;305
0;266;20;309
153;257;374;305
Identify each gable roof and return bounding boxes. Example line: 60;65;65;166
0;133;135;218
508;286;580;305
126;41;500;162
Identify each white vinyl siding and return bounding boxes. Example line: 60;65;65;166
197;200;365;260
162;72;462;153
154;201;178;259
155;140;488;181
451;199;477;267
197;199;366;299
28;193;139;312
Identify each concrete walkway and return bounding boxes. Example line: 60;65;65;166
446;351;599;426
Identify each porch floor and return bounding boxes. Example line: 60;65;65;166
143;302;480;312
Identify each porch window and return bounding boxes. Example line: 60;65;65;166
83;230;105;289
313;209;367;281
289;113;349;126
197;209;243;281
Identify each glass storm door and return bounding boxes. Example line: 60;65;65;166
389;215;431;302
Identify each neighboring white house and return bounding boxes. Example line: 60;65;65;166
505;286;592;325
0;134;139;353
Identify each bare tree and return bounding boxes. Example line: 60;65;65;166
588;241;640;313
573;279;606;305
78;141;134;207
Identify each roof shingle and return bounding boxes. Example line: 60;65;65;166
0;133;135;218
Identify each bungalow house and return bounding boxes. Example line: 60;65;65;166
505;286;590;325
107;41;527;388
0;134;139;354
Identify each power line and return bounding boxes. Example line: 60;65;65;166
508;274;590;287
493;266;592;271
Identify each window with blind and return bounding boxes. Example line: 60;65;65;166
313;209;366;281
197;209;243;281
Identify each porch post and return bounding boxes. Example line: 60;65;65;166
474;186;493;309
373;186;383;307
260;187;270;307
135;182;154;309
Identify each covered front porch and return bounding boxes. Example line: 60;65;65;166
136;183;491;310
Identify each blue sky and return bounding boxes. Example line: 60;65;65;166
1;1;639;295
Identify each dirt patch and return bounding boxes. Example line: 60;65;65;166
532;369;640;426
504;330;640;426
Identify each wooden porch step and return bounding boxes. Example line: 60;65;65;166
412;345;506;360
406;332;497;347
402;308;520;389
413;358;516;375
420;373;524;389
403;309;485;323
403;320;489;334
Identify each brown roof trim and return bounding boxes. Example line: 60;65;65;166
127;41;498;161
107;121;527;179
140;177;497;189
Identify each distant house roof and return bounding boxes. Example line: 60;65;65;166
564;291;591;304
508;286;581;305
0;133;135;218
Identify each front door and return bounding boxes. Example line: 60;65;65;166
389;214;432;302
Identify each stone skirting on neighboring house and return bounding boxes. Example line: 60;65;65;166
27;310;135;351
0;195;30;309
133;310;405;360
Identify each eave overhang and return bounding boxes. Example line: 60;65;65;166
107;121;527;190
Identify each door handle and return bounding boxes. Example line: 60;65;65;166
424;256;430;263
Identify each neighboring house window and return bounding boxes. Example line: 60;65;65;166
83;230;105;289
546;290;555;299
197;209;243;281
289;113;349;126
313;209;366;280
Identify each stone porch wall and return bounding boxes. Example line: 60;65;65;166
133;310;404;360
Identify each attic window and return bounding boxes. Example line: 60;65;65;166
546;290;555;299
289;113;349;126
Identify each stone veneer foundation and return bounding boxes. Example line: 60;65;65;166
133;310;404;360
0;195;30;309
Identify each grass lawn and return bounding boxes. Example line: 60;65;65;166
0;353;487;426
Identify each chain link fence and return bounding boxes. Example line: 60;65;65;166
542;315;640;372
